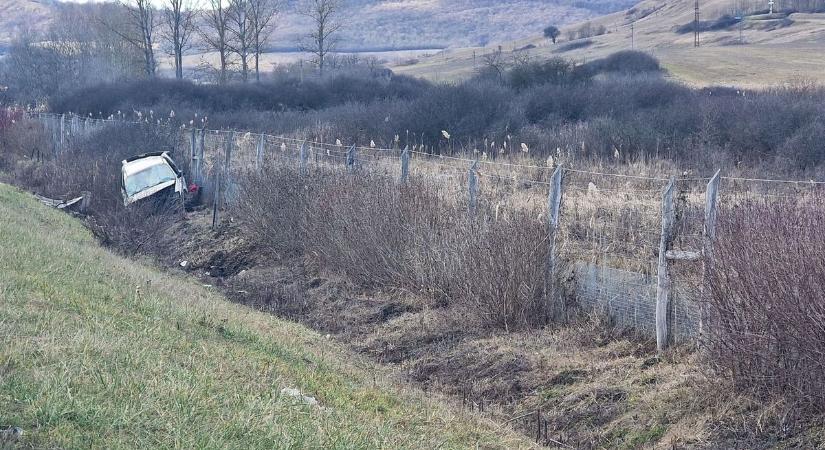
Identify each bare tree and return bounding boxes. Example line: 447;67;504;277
200;0;232;84
248;0;280;82
227;0;253;82
480;48;507;81
298;0;342;77
108;0;157;77
162;0;199;79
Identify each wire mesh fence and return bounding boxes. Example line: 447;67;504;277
35;111;823;348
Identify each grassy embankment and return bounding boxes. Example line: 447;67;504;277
0;183;529;449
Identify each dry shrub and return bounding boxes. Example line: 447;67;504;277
233;164;567;330
0;118;50;171
706;194;825;413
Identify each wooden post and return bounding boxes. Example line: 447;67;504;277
255;134;264;170
299;142;307;175
346;144;356;172
699;170;721;338
546;166;564;318
656;178;676;353
468;160;479;213
400;145;410;183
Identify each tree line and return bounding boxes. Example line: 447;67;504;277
0;0;345;103
113;0;343;81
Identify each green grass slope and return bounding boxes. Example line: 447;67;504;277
0;183;528;449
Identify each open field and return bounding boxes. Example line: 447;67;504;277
0;182;531;449
391;0;825;87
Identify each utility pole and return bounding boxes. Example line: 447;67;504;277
630;22;635;50
694;0;700;47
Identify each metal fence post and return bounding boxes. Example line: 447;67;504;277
699;170;721;339
468;160;479;213
400;145;410;183
656;178;676;353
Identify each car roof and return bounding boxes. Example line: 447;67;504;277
122;155;170;177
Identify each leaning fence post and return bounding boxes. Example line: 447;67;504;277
699;170;721;339
656;178;676;353
468;160;479;213
400;145;410;183
299;142;307;175
346;144;356;172
256;134;264;170
546;166;564;318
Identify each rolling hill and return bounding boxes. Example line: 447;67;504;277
0;0;53;50
391;0;825;86
1;0;637;51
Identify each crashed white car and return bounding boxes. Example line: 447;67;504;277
121;151;187;208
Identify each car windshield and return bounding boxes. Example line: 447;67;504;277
124;163;177;197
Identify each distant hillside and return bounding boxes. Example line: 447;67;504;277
273;0;639;49
392;0;825;87
0;0;53;48
0;0;637;50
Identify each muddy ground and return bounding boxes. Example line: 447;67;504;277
136;208;821;449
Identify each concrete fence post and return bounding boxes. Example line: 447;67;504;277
468;160;479;213
256;134;264;170
299;142;307;175
197;128;206;185
212;132;234;229
190;127;197;172
699;170;721;339
59;114;65;153
400;146;410;183
546;166;564;318
346;144;356;172
656;178;676;353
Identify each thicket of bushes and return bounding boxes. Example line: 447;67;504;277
51;75;429;118
707;195;825;413
675;15;741;34
43;51;825;175
233;165;567;331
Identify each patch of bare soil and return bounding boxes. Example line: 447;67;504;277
152;210;825;449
